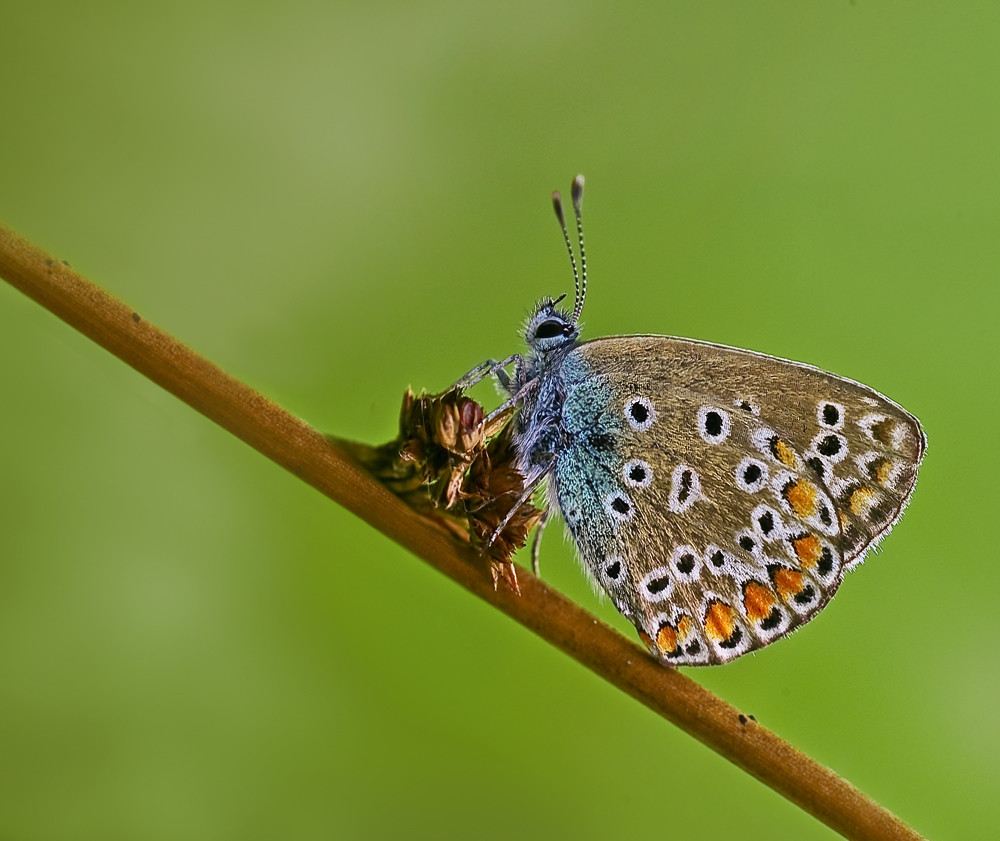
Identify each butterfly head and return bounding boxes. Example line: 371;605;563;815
524;296;579;353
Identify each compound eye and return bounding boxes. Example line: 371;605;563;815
534;319;565;339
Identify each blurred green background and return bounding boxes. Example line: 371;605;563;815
1;3;996;839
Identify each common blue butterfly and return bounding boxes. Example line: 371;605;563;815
456;176;925;665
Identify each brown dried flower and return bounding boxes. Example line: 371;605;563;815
342;388;541;592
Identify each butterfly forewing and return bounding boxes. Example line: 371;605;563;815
552;335;925;665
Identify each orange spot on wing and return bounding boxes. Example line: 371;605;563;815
743;582;777;623
792;534;823;567
773;567;805;601
656;624;678;655
785;479;819;518
775;439;799;468
876;459;895;485
849;486;877;515
677;615;693;640
704;601;736;642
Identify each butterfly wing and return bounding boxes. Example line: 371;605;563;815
551;335;925;665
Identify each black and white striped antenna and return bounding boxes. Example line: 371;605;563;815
551;174;587;323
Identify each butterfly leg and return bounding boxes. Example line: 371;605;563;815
487;469;548;548
530;507;551;576
483;375;541;425
451;355;522;394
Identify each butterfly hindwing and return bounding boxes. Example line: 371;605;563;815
550;335;925;665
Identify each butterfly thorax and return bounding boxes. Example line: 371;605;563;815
512;345;577;478
510;300;582;480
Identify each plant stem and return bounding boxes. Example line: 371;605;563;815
0;222;925;841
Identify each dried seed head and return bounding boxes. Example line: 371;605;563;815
341;387;540;591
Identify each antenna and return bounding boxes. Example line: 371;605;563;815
551;187;580;317
570;175;587;322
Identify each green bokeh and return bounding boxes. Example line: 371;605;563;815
2;3;996;839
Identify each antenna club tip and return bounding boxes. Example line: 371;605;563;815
551;190;566;223
571;175;585;209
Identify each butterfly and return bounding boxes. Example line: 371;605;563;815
457;175;925;665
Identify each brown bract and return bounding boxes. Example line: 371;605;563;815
342;389;543;592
